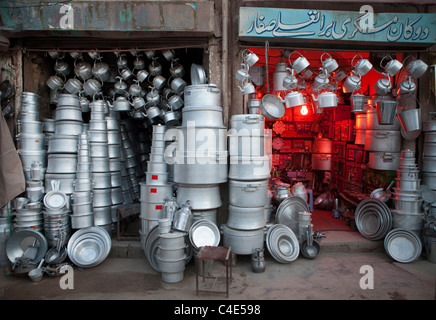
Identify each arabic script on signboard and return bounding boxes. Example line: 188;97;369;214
242;8;433;43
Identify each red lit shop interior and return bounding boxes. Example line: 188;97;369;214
244;48;427;229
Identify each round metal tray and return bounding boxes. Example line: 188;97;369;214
189;219;220;250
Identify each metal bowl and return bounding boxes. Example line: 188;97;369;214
6;229;48;265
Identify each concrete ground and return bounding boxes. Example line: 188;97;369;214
0;229;434;301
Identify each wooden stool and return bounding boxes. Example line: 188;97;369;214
195;246;232;298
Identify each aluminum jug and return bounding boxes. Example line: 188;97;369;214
173;201;193;232
163;198;179;222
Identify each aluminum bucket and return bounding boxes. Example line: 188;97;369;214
376;100;397;125
397;108;421;133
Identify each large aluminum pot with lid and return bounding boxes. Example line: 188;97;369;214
230;114;264;133
367;152;401;170
176;184;222;210
364;130;401;152
182;106;223;127
229;155;270;181
47;134;79;154
55;106;83;122
312;137;332;153
222;224;264;255
47;154;77;174
227;205;266;230
16;132;45;150
57;93;80;107
184;84;220;107
229;179;268;208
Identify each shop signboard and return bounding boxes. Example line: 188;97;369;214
239;7;436;43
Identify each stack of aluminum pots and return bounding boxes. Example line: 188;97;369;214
119;123;135;205
45;94;83;199
225;114;270;255
172;84;228;224
88;99;112;234
365;106;401;170
422;120;436;218
120;120;141;201
17;92;47;183
70;134;94;229
392;150;425;234
106;111;124;224
140;124;174;247
157;230;187;283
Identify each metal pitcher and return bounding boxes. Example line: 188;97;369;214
173;201;193;232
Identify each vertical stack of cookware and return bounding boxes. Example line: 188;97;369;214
392;150;424;233
17;92;47;183
224;114;270;256
365;105;401;171
354;112;366;146
46;94;83;199
70;134;94;229
173;84;228;224
120;120;141;200
88;99;113;234
157;230;188;283
119;123;135;205
422;121;436;197
43;180;71;248
106;111;124;224
140;124;174;246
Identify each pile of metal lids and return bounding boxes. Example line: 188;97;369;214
355;198;392;241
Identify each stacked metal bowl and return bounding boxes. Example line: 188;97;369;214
88;99;112;234
67;226;111;268
43;180;71;247
71;134;94;229
265;224;300;263
355;198;392;240
384;228;423;263
17;92;47;183
392;150;425;233
140;124;174;245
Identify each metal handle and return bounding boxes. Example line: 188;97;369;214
243;184;260;192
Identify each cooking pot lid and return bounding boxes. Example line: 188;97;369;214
275;196;310;236
191;63;206;85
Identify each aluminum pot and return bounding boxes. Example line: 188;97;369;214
91;158;110;173
184;84;220;107
145;172;168;185
55;106;83;122
89;142;109;158
47;135;78;154
422;172;436;188
364;130;401;152
312;137;332;153
89;119;107;131
111;172;122;188
20;110;39;122
312;153;331;170
425;132;436;143
222;224;264;255
140;201;164;220
368;152;401;170
228;155;270;181
47;154;77;174
395;178;420;191
176;184;222;210
181;106;224;127
54;120;83;136
393;198;423;214
16;132;45;150
91;172;111;189
57;94;80;108
422;157;436;172
92;189;112;207
230;114;264;133
93;206;113;225
19;120;43;134
424;142;436;157
111;187;123;205
355;114;367;130
73;178;93;192
109;158;121;172
176;126;227;152
173;151;228;185
18;149;47;168
70;212;94;229
227;205;266;230
87;130;108;143
229;179;268;208
108;145;121;159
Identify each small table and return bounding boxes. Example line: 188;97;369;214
195;246;232;298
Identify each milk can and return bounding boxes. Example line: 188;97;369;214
173;201;193;232
273;62;289;92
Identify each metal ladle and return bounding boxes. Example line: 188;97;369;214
305;225;317;257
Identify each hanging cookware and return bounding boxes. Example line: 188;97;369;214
113;96;131;112
351;93;365;113
137;69;149;83
260;94;285;120
83;78;102;97
170;77;187;95
351;54;373;76
116;54;128;69
289;51;309;74
405;59;428;79
282;68;298;90
153;75;166;91
374;75;392;95
149;57;162;76
64;78;82;95
74;60;93;81
375;100;397;125
54;59;70;77
129;80;142;97
311;68;330;92
169;59;185;78
398;76;416;95
146;87;161;105
161;49;175;61
46;75;64;91
381;55;403;77
120;68;133;81
311;92;337;108
92;60;110;82
133;54;145;70
114;76;128;95
397;107;421;133
273;61;289;92
342;73;361;93
321;52;339;73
